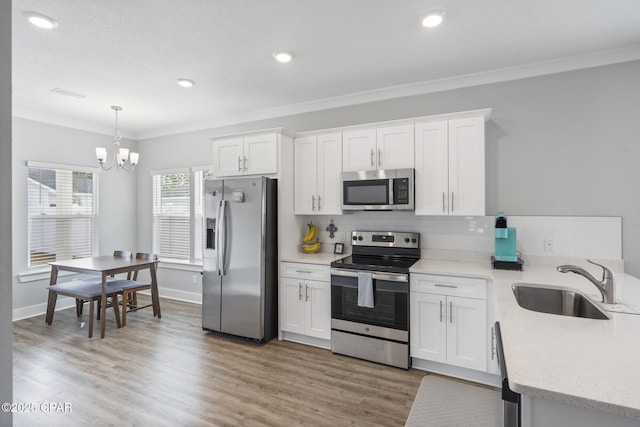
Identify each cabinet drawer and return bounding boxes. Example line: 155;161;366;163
281;262;330;281
411;273;486;299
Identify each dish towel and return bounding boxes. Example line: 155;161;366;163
357;272;374;308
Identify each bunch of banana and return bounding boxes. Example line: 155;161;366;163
301;223;318;243
302;238;321;253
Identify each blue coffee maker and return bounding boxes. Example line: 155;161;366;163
491;211;523;270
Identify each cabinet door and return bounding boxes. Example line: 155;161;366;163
305;280;331;340
212;137;244;177
377;125;414;169
317;133;342;215
414;121;449;215
410;292;447;363
446;296;487;371
448;117;485;216
294;136;319;215
244;133;278;175
342;129;377;172
280;277;306;335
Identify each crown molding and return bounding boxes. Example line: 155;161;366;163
13;44;640;141
136;44;640;140
11;106;137;139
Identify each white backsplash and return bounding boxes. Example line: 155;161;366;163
307;213;622;264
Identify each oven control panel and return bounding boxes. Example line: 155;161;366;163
351;231;420;249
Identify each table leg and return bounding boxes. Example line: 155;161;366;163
100;272;107;338
150;263;161;319
45;266;59;324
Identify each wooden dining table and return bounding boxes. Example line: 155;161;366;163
49;255;161;338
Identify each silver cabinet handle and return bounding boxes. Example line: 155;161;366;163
298;283;302;301
442;192;446;212
434;284;458;289
295;270;312;274
449;301;453;323
318;195;321;210
439;300;443;323
243;156;248;172
237;156;242;172
451;192;454;212
491;327;496;360
370;149;375;167
312;195;315;210
378;148;382;167
305;284;309;302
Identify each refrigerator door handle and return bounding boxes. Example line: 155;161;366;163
215;200;223;275
219;199;229;276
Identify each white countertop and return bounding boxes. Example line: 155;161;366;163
280;252;348;265
411;258;640;420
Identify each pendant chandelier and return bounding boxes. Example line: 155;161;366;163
95;106;139;171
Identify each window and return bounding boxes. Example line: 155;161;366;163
152;167;212;263
27;162;98;267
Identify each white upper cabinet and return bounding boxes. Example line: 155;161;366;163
415;116;485;216
212;132;278;177
376;125;415;170
294;133;342;215
342;125;414;172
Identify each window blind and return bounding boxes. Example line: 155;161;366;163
152;172;191;260
27;166;97;267
152;168;213;263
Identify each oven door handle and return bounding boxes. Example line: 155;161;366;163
330;268;408;283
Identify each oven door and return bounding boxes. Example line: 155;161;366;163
330;268;409;340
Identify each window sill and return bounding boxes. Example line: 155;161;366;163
158;259;203;272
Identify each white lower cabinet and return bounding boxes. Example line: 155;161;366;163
280;262;331;341
410;274;487;372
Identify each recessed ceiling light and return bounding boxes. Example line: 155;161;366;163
421;10;445;28
23;11;58;29
177;78;195;88
273;51;294;63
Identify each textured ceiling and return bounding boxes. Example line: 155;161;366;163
11;0;640;139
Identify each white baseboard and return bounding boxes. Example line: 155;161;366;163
13;289;202;321
13;296;76;321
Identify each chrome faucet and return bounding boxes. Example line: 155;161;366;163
557;259;616;304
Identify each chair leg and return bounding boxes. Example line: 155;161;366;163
45;291;57;325
88;299;94;338
112;294;121;328
122;291;128;327
97;299;101;320
75;299;84;317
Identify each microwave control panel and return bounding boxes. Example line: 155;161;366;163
393;178;410;205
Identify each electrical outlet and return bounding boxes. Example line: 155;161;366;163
544;238;554;253
192;274;198;285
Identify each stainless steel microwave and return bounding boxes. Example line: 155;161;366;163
341;168;414;211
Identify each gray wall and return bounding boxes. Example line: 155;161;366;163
139;60;640;275
1;0;12;423
12;118;138;313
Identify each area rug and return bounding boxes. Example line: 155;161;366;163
405;375;502;426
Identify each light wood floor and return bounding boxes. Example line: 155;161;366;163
13;297;426;426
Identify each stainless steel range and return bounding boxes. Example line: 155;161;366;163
330;231;420;369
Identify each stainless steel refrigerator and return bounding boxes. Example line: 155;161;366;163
202;176;277;342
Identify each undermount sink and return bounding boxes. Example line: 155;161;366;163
512;283;610;320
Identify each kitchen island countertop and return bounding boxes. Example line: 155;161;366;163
410;257;640;421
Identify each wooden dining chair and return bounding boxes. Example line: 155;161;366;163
118;252;159;326
45;280;124;338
